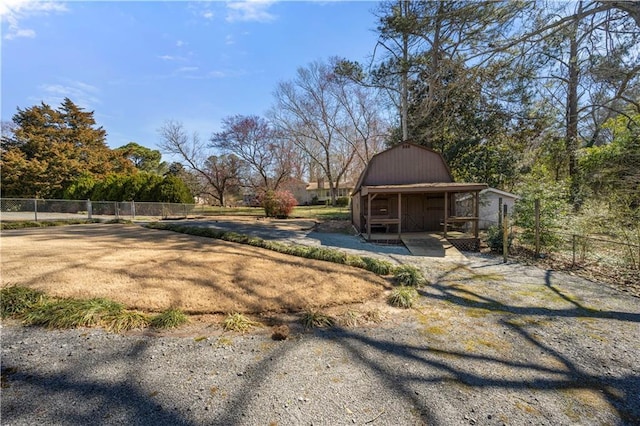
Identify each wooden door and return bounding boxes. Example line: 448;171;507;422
424;195;444;231
402;195;425;232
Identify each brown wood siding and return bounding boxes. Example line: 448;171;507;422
398;194;444;232
362;144;452;186
351;193;361;229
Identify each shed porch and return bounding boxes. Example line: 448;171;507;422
354;182;487;250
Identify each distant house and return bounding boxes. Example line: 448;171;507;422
305;178;354;205
351;142;487;245
280;178;310;205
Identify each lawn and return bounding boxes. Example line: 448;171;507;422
192;204;350;220
0;223;389;316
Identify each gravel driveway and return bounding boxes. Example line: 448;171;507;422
2;221;639;425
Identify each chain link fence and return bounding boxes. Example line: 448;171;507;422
507;228;640;293
1;198;196;222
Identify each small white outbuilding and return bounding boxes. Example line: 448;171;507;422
477;188;519;229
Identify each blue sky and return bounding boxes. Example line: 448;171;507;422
1;0;381;152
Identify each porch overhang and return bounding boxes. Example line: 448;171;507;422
360;182;488;244
360;182;487;196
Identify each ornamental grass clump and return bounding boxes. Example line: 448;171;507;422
150;308;188;329
345;255;367;269
361;257;394;275
393;265;427;287
388;286;418;309
104;310;150;332
300;309;335;329
223;313;259;333
22;298;124;329
0;286;47;318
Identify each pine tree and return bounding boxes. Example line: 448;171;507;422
1;98;133;198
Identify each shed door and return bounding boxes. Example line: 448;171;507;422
402;195;425;232
425;195;444;231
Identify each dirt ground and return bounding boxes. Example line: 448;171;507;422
0;223;390;315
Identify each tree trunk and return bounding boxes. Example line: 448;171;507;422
566;2;582;211
400;0;410;142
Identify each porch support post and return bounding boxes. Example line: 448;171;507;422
367;193;372;241
397;192;402;239
473;191;480;239
444;191;449;238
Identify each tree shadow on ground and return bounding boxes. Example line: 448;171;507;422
1;338;195;426
3;257;638;425
213;257;640;424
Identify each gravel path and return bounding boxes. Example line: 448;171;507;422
2;222;639;425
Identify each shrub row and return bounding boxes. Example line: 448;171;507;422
0;219;103;230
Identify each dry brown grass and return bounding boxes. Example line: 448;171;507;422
1;224;391;314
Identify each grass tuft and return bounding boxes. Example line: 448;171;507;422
1;286;182;333
223;312;260;333
393;265;427;286
345;255;367;269
104;310;150;332
22;298;124;328
337;310;361;327
1;286;47;318
150;308;188;329
360;257;394;275
300;309;335;329
388;286;418;309
362;309;384;323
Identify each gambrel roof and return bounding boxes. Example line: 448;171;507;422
353;142;458;194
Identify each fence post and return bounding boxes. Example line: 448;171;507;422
572;234;576;267
115;202;119;220
498;197;503;228
87;199;92;220
534;198;540;257
183;203;187;219
131;200;136;221
34;198;38;222
503;204;508;263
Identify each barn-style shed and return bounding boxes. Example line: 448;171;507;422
351;142;487;247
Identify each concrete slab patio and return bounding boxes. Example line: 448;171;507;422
400;232;466;260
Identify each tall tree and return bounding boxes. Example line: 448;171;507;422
1;98;132;198
158;120;244;206
579;110;640;205
510;1;640;208
210;115;293;191
115;142;167;174
272;59;387;204
203;155;244;206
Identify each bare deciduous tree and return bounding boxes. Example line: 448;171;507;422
271;59;387;205
158;120;243;206
210;115;292;191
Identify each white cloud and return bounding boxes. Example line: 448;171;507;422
176;40;186;47
5;27;35;39
187;2;217;22
226;0;276;23
176;66;199;73
38;80;101;110
225;34;234;45
1;0;68;40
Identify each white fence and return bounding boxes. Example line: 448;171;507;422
0;198;196;222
